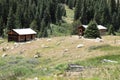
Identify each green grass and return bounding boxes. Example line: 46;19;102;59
0;51;120;80
88;44;120;52
0;56;39;79
75;54;120;66
50;23;72;37
0;36;120;80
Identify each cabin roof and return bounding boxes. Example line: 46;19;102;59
82;25;107;30
13;28;37;35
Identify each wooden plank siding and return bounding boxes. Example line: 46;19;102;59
8;29;36;42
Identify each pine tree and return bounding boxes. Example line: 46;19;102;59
40;19;48;37
108;0;116;16
50;0;58;23
0;17;3;36
84;20;101;38
72;20;82;35
74;0;82;20
68;0;74;9
30;19;38;32
7;7;15;30
80;0;88;24
15;4;22;28
40;8;51;37
56;4;63;24
108;24;116;35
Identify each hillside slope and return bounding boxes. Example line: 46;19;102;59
0;36;120;80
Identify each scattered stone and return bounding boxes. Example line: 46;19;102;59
34;55;40;58
19;49;25;54
102;59;118;63
2;53;7;58
76;44;84;48
67;64;84;72
34;77;38;80
41;44;49;48
95;38;103;42
36;38;40;41
6;47;9;50
34;52;41;58
2;48;6;52
26;42;31;44
47;39;52;41
14;43;19;48
11;47;14;50
64;49;68;52
56;42;61;46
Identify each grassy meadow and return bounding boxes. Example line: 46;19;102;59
0;35;120;80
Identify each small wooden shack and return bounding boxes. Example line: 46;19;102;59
78;25;107;36
8;28;37;42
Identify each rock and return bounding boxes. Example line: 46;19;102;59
26;42;31;44
102;59;118;63
76;44;84;48
6;47;9;50
34;77;38;80
95;38;103;42
34;52;40;58
68;64;84;72
41;44;49;48
14;43;19;48
56;42;61;46
2;53;7;58
2;48;6;52
47;39;52;41
64;49;68;52
11;47;14;50
34;55;39;58
19;49;25;54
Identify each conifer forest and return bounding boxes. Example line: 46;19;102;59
0;0;120;37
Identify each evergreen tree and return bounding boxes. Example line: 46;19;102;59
15;4;22;28
72;20;82;35
84;20;101;38
112;12;119;31
80;0;88;24
56;4;63;24
40;19;48;37
50;0;58;23
108;24;116;35
7;7;15;30
74;0;82;20
40;8;51;37
0;17;3;36
30;19;38;32
108;0;116;15
68;0;74;9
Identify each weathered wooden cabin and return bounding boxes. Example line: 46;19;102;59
78;25;107;36
8;28;37;42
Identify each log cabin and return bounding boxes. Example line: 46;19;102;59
78;25;107;36
8;28;37;42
